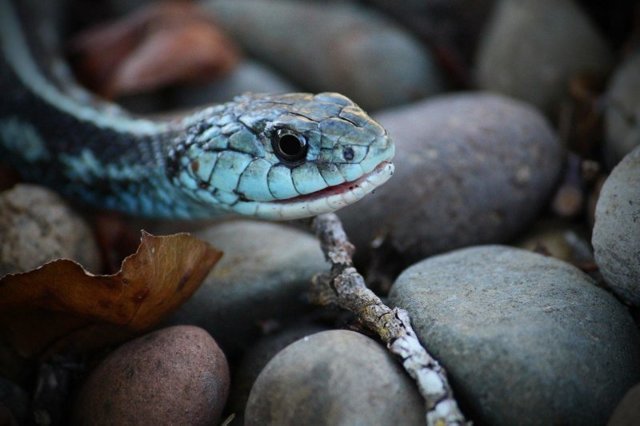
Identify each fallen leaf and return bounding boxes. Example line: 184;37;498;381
0;231;222;358
68;1;241;98
93;212;143;274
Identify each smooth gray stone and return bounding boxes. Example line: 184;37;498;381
202;0;444;111
245;330;424;426
476;0;613;114
389;245;640;426
228;323;328;425
593;146;640;306
605;54;640;168
175;60;297;108
164;220;327;354
339;93;563;265
365;0;496;66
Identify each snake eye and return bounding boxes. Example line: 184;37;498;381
273;130;308;164
343;146;355;161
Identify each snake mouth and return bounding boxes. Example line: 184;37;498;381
282;161;393;203
242;161;394;220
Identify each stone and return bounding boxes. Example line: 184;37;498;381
605;53;640;168
592;146;640;306
228;323;328;425
165;220;328;354
339;93;562;265
476;0;613;114
389;245;640;426
175;60;297;108
72;326;229;426
366;0;496;68
203;0;443;111
0;184;101;276
245;330;423;425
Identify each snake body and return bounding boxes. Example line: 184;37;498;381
0;0;394;220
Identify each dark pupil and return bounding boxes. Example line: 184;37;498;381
279;134;304;156
275;132;307;163
343;147;354;161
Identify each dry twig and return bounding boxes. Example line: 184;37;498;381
310;213;468;426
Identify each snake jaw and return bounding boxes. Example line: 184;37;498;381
231;160;394;220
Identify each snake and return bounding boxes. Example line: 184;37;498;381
0;0;394;220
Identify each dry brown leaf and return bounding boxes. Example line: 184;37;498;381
0;231;222;358
69;1;240;98
110;22;237;95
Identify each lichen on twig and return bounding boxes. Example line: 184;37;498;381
310;213;469;426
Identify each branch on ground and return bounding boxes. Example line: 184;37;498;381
310;213;469;426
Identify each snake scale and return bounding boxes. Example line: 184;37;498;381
0;0;395;220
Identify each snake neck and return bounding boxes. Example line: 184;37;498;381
0;0;225;217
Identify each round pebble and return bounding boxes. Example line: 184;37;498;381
203;0;443;110
389;245;640;426
228;323;328;425
244;330;424;425
339;93;563;264
165;220;328;354
72;326;229;426
0;184;101;276
592;146;640;306
605;53;640;168
366;0;496;67
476;0;613;114
175;59;297;108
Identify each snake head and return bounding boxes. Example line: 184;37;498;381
168;92;394;220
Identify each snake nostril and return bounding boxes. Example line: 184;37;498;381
343;146;354;161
